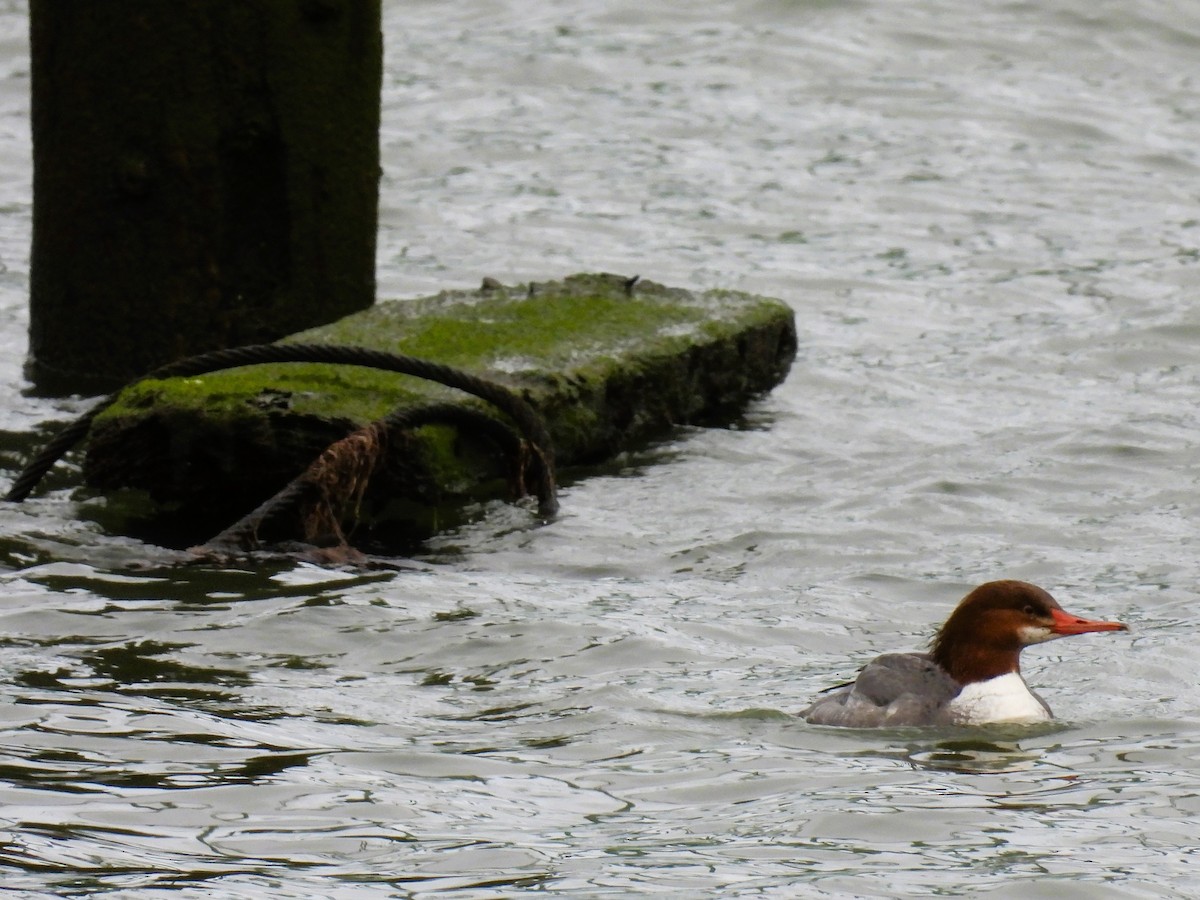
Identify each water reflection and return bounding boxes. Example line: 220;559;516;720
905;738;1044;774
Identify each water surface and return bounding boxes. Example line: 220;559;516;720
1;0;1199;896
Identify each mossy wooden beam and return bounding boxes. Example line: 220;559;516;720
82;273;797;548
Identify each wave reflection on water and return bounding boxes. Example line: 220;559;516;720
0;556;1192;896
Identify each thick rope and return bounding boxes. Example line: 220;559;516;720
204;403;550;551
5;344;557;515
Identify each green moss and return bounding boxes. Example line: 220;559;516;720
103;361;441;426
292;276;720;370
99;274;785;428
414;423;487;491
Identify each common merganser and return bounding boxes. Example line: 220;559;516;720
801;580;1128;727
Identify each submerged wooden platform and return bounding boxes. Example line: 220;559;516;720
81;273;797;549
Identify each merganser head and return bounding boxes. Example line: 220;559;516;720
929;580;1127;685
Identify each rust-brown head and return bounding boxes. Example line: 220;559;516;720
929;580;1128;685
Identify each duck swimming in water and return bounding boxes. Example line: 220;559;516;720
801;580;1128;727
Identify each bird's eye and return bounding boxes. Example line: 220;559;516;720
1022;604;1036;616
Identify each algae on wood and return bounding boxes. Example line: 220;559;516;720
83;274;797;548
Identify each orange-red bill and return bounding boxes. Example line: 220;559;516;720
1050;606;1128;635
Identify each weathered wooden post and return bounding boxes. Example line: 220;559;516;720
27;0;382;395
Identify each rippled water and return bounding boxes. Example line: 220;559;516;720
1;0;1199;896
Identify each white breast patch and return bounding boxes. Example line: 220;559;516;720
945;672;1051;725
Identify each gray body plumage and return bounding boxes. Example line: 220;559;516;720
801;652;963;727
